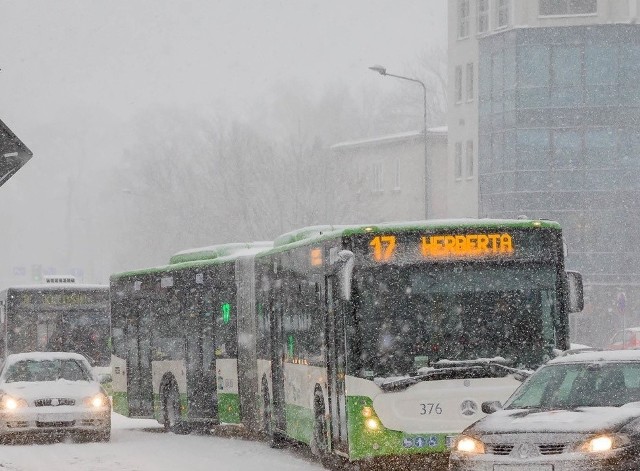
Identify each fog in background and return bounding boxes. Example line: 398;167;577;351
0;1;447;287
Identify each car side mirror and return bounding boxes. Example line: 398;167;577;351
481;401;502;414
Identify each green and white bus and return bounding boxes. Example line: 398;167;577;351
254;219;582;468
110;219;583;468
0;278;111;379
110;242;271;431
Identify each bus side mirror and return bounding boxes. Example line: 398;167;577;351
481;401;502;414
566;271;584;313
331;250;354;301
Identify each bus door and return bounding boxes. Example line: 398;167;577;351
127;298;154;417
326;276;348;453
185;291;217;420
270;281;287;432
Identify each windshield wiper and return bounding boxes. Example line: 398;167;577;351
378;360;532;392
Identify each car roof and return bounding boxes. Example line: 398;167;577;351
4;352;90;365
549;349;640;365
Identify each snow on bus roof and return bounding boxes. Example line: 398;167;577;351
169;241;273;264
270;218;562;249
550;349;640;364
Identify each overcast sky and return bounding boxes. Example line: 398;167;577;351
0;1;447;285
0;0;447;136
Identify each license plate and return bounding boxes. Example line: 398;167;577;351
494;465;553;471
37;413;75;422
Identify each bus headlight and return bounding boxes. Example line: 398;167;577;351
1;396;27;410
455;435;485;454
365;417;381;431
84;393;108;408
361;406;374;418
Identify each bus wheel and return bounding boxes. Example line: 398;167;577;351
312;389;330;464
262;382;272;436
163;382;181;434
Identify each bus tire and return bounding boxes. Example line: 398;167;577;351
262;378;272;436
162;381;188;434
312;389;331;465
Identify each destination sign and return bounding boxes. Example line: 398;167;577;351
361;229;556;264
11;291;107;308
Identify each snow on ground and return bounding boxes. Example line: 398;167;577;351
0;413;325;471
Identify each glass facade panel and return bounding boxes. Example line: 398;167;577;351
584;128;615;168
552;46;582;106
619;129;640;169
516;129;550;170
519;45;550;88
585;45;615;85
553;129;581;169
540;0;597;16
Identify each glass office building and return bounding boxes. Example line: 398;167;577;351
478;25;640;345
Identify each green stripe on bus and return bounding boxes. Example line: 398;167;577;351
284;403;314;444
346;396;450;461
112;392;129;416
218;393;241;423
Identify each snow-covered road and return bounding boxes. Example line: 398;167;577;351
0;413;325;471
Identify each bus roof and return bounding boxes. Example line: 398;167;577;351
263;218;561;254
169;241;272;265
110;241;273;281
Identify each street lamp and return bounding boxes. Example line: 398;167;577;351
369;65;430;219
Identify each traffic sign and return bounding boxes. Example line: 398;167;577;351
0;118;33;187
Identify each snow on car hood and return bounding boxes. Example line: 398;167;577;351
469;406;640;434
0;380;102;402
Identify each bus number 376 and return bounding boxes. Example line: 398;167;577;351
420;403;443;415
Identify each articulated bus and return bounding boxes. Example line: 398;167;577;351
110;242;272;430
110;220;583;469
0;278;111;378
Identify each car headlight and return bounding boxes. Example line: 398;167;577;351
580;434;630;453
1;396;27;410
454;435;486;454
84;393;109;408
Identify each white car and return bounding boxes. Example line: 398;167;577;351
0;352;111;442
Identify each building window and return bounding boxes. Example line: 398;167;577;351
458;0;470;38
539;0;597;16
393;158;401;191
372;163;383;192
466;140;474;178
455;142;463;180
466;62;474;101
455;66;463;103
496;0;509;28
478;0;489;33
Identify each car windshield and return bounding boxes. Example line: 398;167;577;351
4;359;93;383
506;362;640;409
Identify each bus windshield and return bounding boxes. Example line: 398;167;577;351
9;309;110;367
352;262;558;378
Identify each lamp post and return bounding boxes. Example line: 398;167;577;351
369;65;430;220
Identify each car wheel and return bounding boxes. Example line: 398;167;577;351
92;430;111;442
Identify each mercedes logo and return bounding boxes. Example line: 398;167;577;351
460;399;478;416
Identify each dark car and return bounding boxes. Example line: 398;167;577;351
449;350;640;471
